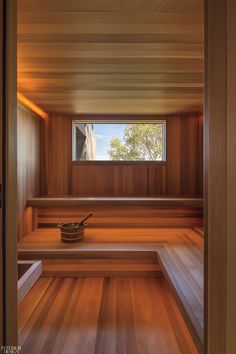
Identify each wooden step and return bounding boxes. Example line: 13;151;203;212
27;197;204;208
42;260;162;277
18;227;203;352
25;198;203;234
35;206;203;229
18;242;159;260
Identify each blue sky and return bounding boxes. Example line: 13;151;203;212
93;123;126;160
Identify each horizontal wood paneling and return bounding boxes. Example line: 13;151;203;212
33;205;203;229
17;0;203;115
41;113;203;197
18;0;203;12
17;103;42;239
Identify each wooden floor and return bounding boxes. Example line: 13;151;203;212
18;277;199;354
18;227;204;350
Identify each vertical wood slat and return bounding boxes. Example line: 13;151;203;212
0;0;3;344
4;0;18;345
41;113;203;197
226;0;236;352
198;114;203;196
40;115;49;195
46;115;73;196
167;115;181;195
17;103;42;240
206;0;227;351
204;0;236;352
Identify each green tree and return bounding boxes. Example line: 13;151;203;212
108;123;164;161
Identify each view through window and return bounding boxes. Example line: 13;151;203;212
72;121;166;161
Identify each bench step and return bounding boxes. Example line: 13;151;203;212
42;260;162;277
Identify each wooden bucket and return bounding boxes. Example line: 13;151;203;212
58;222;87;243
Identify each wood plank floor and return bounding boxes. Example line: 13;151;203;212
18;227;204;350
18;277;199;354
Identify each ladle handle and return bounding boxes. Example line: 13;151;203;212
79;212;93;225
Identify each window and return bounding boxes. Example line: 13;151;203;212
72;121;166;162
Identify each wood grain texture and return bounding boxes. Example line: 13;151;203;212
18;260;42;304
206;0;236;352
18;226;204;349
17;103;42;239
33;205;203;229
205;0;227;353
18;277;199;354
158;234;204;350
17;0;204;115
226;0;236;352
27;196;203;208
42;260;162;277
41;113;203;197
0;0;3;343
23;196;204;232
41;114;72;196
17;227;203;253
5;0;18;344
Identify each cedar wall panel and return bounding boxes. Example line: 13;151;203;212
167;114;203;195
49;115;72;195
17;103;42;239
41;114;73;196
42;114;203;197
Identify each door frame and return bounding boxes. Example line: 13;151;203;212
0;0;17;345
0;0;3;345
1;0;236;351
205;0;236;353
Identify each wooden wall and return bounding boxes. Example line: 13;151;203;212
17;103;42;239
3;0;18;344
0;0;3;343
206;0;236;352
41;113;203;197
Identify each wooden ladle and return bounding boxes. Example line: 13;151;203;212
78;212;93;226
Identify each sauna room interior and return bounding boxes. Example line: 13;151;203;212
16;1;204;353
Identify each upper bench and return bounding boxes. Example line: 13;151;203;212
27;197;203;208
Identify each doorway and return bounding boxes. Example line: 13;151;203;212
1;0;236;353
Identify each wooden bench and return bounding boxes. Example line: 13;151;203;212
20;198;204;351
27;197;203;208
18;226;204;352
158;233;204;352
26;197;203;231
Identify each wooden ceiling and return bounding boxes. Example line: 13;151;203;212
17;0;204;115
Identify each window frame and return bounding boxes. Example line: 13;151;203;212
72;120;167;163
